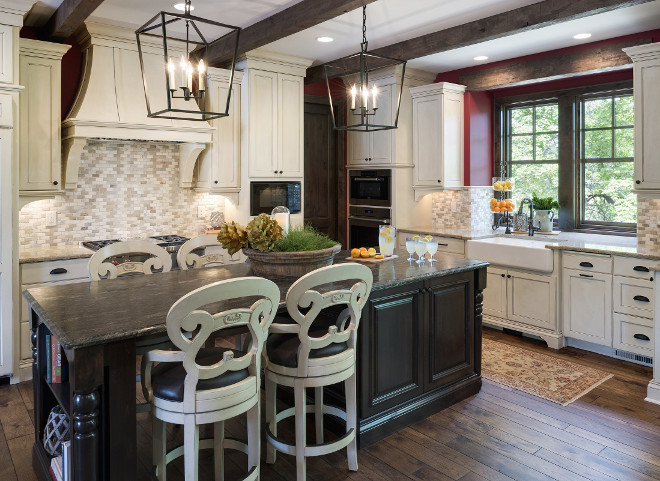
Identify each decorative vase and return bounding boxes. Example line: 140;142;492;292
535;210;555;233
243;244;341;278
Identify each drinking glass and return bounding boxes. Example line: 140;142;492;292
378;225;396;257
405;237;416;261
426;240;438;263
414;239;427;264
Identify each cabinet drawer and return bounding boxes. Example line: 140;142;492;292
435;236;465;255
613;276;654;319
613;314;654;354
563;252;612;274
613;256;658;279
21;258;90;284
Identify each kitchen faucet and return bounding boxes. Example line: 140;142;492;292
521;198;540;236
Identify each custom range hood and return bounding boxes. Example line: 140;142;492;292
62;22;214;189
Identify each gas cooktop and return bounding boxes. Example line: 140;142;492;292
82;239;121;251
82;235;190;252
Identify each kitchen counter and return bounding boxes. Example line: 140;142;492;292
20;245;93;263
398;225;493;240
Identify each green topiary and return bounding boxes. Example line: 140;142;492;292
273;225;339;252
532;193;560;211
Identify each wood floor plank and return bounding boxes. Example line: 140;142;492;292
7;434;37;481
597;447;660;480
365;439;454;481
0;421;17;481
0;385;33;441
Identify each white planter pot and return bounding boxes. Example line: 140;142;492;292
535;210;555;233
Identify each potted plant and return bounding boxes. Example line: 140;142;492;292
531;193;560;233
217;214;341;277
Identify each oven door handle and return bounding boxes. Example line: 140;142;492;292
348;216;390;224
353;178;383;182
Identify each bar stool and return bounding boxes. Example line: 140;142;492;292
88;240;174;412
142;277;280;481
177;235;232;270
264;263;373;481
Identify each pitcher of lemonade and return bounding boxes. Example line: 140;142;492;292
378;225;395;257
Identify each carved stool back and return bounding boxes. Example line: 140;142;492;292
264;263;373;481
88;240;172;280
177;235;232;270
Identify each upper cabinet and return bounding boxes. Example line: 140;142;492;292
410;82;465;199
237;50;312;179
346;67;436;169
195;68;243;195
0;24;15;84
624;43;660;196
19;39;70;193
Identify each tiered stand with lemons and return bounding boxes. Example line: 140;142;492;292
490;177;515;233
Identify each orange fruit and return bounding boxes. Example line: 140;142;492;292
374;254;384;259
351;248;361;258
359;247;367;252
360;250;371;258
498;200;506;208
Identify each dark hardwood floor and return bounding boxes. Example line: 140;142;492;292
1;328;659;481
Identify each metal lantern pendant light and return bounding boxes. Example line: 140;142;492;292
135;0;241;121
324;5;407;132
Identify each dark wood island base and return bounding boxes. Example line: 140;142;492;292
25;251;487;480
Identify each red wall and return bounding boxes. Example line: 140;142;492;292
435;29;660;186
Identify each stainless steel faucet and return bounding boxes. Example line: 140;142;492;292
521;198;540;236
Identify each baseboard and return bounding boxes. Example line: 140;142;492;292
565;337;615;357
483;316;565;349
646;379;660;405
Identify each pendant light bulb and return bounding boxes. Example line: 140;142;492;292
362;85;369;110
198;59;206;91
167;58;176;89
350;84;357;110
371;85;378;109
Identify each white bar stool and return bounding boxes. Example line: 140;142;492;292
263;263;373;481
177;235;232;270
142;277;280;481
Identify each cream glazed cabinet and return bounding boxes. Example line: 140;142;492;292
19;39;70;193
237;50;313;179
194;67;243;200
410;82;465;199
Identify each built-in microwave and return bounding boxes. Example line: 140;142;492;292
250;181;301;216
349;169;391;207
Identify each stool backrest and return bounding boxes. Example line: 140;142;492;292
88;240;172;280
281;263;373;376
177;235;229;270
166;277;280;410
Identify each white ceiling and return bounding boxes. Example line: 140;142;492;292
23;0;660;74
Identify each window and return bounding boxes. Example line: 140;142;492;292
497;83;636;233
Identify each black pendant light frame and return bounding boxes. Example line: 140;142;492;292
324;6;407;132
135;0;241;121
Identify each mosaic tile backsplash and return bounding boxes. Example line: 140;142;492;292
431;188;493;233
637;196;660;247
19;141;225;249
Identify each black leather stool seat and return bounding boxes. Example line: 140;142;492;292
152;348;249;402
266;329;348;368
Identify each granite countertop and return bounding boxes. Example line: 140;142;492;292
20;245;93;264
537;232;660;260
397;225;493;240
23;249;488;350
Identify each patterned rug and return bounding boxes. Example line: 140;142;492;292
482;338;614;406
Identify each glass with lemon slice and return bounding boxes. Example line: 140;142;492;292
378;225;396;257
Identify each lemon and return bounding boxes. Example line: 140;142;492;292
413;235;420;240
380;227;391;235
367;247;377;257
384;235;394;243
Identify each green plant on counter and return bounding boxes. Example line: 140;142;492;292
531;193;560;211
273;225;338;252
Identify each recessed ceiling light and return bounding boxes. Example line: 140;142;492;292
473;55;489;61
316;36;334;43
573;33;592;40
173;3;194;11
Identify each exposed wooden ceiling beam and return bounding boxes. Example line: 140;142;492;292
306;0;656;83
45;0;105;40
459;38;650;90
205;0;378;67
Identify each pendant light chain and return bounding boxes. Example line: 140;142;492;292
361;6;368;52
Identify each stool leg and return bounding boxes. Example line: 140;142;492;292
294;380;307;481
265;375;277;464
214;421;224;481
247;400;260;474
345;371;358;472
153;416;167;481
184;415;199;481
314;387;324;444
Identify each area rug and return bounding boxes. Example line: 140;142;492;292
482;338;613;406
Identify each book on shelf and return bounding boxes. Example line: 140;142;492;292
45;334;51;384
50;455;63;481
49;337;68;384
61;440;71;481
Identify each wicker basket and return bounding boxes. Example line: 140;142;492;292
243;244;341;278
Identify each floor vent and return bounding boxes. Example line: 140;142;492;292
614;349;653;367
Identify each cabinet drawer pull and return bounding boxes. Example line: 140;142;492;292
633;295;650;303
49;268;68;275
579;273;593;278
579;262;593;268
633;265;650;272
438;243;449;247
633;333;650;341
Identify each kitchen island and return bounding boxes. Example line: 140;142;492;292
24;250;487;481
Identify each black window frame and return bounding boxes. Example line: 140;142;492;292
494;80;635;236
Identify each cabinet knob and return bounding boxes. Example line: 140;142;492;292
279;170;283;174
437;180;441;183
507;274;511;278
214;180;218;184
636;180;641;184
501;274;505;278
53;181;58;186
274;170;278;174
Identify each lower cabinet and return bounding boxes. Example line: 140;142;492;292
563;268;612;346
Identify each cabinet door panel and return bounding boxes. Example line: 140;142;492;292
370;84;392;164
483;267;507;319
0;25;13;84
507;271;556;330
563;269;612;346
638;64;660;188
359;286;424;418
441;94;463;188
248;70;278;177
425;273;475;390
413;96;442;186
348;130;369;166
278;74;303;176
